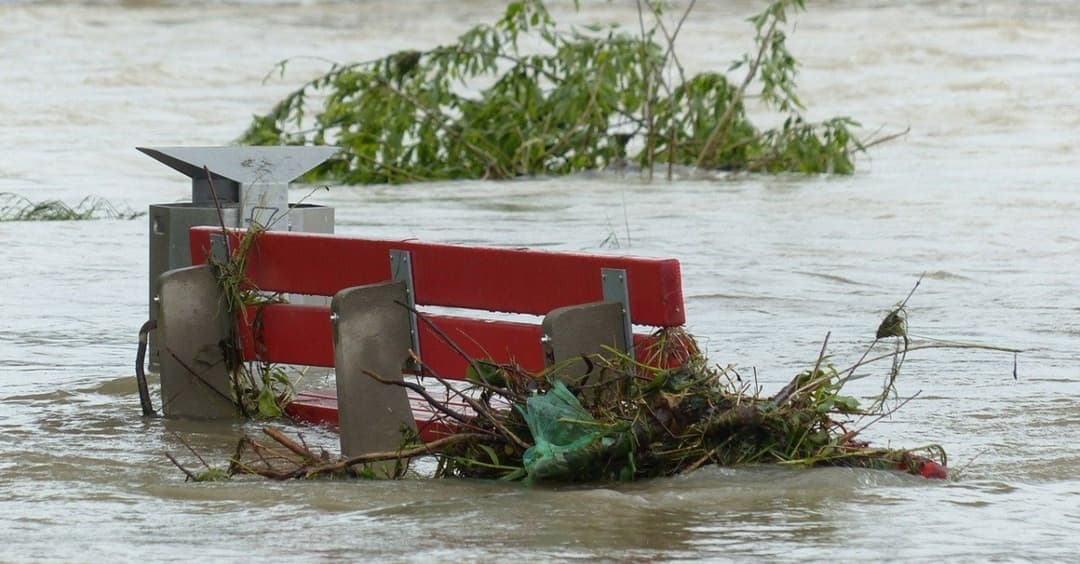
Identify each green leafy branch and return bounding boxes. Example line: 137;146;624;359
241;0;878;183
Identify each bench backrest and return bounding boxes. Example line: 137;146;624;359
188;226;685;378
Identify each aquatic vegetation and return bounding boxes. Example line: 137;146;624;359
0;192;142;221
241;0;885;183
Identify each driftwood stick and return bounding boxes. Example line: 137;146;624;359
305;433;489;477
244;438;302;465
263;426;318;460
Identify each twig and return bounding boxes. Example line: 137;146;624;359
635;0;657;180
682;448;715;474
227;438;247;476
861;126;910;150
459;394;531;451
839;275;924;384
393;300;485;377
848;391;920;438
899;272;924;309
164;452;198;482
362;369;474;425
645;0;695;92
161;347;237;410
810;332;831;384
392;301;523;403
841;342;1023;382
949;448;990;480
203;166;229;237
242;438;298;466
772;332;830;405
173;431;211;469
696;14;778;167
308;433;489;476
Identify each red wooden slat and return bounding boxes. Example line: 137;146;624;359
236;304;692;375
416;315;545;375
236;303;545;376
284;331;698;432
190;227;684;327
415;417;459;442
285;391;339;428
239;304;335;367
284;392;459;442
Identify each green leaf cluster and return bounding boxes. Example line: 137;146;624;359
240;0;863;183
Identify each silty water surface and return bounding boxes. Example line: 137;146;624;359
0;0;1078;560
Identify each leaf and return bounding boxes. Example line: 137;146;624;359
466;362;505;386
832;396;861;413
193;468;230;482
876;308;908;339
257;386;284;418
478;444;501;467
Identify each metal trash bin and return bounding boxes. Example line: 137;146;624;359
139;146;338;369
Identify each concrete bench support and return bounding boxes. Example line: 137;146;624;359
542;301;629;403
156;264;238;419
331;281;417;477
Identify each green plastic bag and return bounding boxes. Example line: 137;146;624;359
518;381;606;481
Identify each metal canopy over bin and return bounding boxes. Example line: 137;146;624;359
140;145;338;369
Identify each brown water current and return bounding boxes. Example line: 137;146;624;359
1;0;1079;561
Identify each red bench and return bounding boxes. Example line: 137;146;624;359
179;226;686;464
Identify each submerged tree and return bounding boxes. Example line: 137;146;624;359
241;0;871;183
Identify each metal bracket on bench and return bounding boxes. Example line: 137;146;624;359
389;249;421;362
601;267;634;359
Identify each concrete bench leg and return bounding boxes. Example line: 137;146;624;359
156;264;238;419
332;281;418;478
541;301;628;404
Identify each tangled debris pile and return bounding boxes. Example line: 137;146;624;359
213;301;991;484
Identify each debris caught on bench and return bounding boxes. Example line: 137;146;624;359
163;226;1019;484
218;316;1018;484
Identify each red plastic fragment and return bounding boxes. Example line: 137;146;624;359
917;460;948;480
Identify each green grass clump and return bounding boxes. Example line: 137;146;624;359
0;192;143;221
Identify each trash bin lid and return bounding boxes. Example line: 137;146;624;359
137;146;338;185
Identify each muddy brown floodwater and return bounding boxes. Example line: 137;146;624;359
1;0;1078;560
